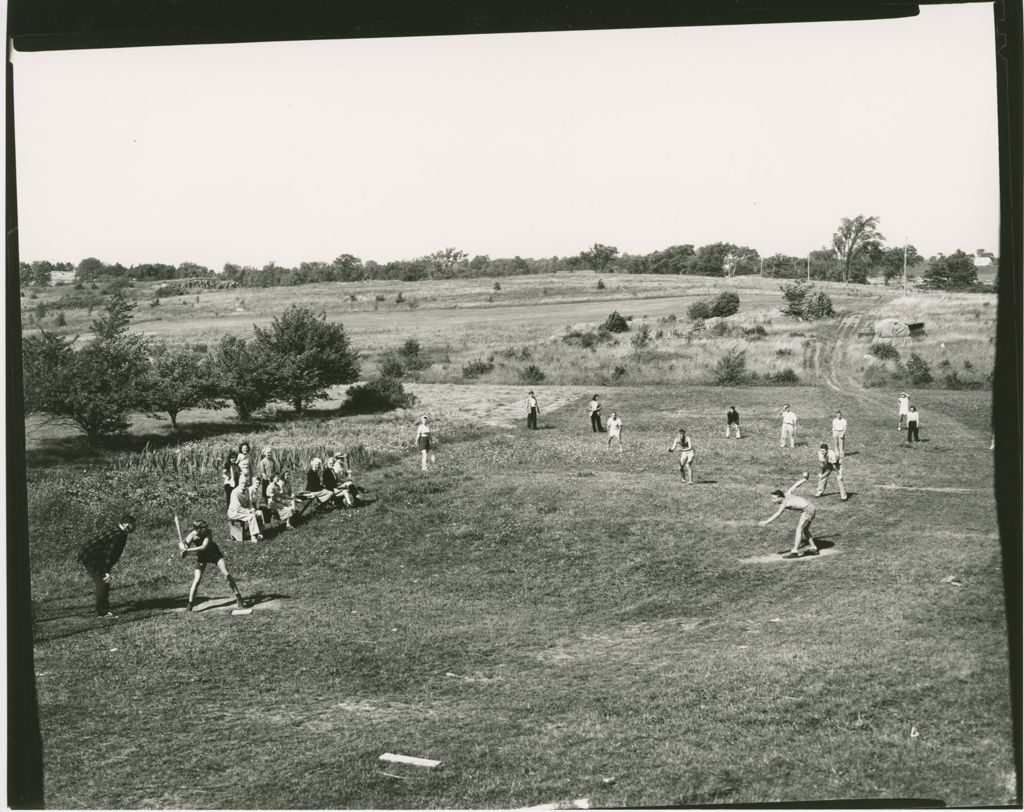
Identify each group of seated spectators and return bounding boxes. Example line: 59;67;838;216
221;442;367;541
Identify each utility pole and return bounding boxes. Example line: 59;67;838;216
902;238;909;296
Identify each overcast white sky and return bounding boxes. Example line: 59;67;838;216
11;3;999;270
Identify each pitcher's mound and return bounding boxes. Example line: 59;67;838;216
741;548;839;564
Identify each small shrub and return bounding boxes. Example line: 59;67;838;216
687;300;712;321
766;367;800;385
869;343;901;361
341;376;416;414
462;358;494;378
596;279;606;290
906;353;933;384
710;291;740;317
712;348;749;385
803;290;835;319
602;311;630;333
518;364;546;384
377;349;405;379
631;323;653;349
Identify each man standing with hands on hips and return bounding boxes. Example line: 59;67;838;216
77;515;137;619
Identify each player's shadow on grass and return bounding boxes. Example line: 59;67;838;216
775;538;837;556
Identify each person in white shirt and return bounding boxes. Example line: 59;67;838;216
415;416;433;470
906;405;921;443
589;395;604;433
779;405;797;448
815;443;848;500
606;412;624;450
897;392;910;431
831;411;848;457
526;392;540;430
667;429;695;484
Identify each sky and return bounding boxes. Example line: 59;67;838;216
11;3;1000;270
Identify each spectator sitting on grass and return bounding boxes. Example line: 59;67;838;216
303;458;335;507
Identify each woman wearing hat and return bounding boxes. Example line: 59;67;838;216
179;519;246;612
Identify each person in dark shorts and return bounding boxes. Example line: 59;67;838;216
77;515;137;618
180;520;246;612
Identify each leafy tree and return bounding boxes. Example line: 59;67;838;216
21;294;150;439
253;306;360;413
578;243;619;272
832;215;885;283
211;335;274;420
426;248;467;278
923;249;978;290
144;342;225;430
75;257;107;282
878;244;923;285
688;242;736;276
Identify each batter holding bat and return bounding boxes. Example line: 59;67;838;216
179;519;246;612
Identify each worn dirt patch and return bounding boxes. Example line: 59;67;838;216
406;384;590;427
740;548;840;564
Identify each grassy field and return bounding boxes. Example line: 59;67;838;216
22;275;1014;808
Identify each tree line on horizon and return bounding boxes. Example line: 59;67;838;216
19;216;994;292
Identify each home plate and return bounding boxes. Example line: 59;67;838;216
741;548;839;564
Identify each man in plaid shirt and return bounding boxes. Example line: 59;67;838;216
77;515;137;618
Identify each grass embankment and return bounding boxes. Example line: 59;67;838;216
28;386;1013;807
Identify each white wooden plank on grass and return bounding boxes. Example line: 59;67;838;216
378;753;441;768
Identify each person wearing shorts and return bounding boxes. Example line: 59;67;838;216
606;412;623;450
897;392;910;431
179;520;246;612
725;406;741;439
779;405;797;448
760;473;818;558
815;443;848;500
831;411;848;457
668;429;695;484
416;416;433;470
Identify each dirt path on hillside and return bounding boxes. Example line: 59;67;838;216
817;307;989;444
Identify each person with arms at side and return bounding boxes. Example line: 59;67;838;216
589;394;604;433
759;473;818;558
906;405;921;443
77;515;137;618
415;416;433;470
179;519;246;612
725;405;741;439
526;391;540;430
606;411;624;451
779;405;797;448
831;411;848;458
668;428;695;485
815;443;848;501
257;447;278;500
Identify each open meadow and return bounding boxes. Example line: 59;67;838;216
22;274;1014;807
